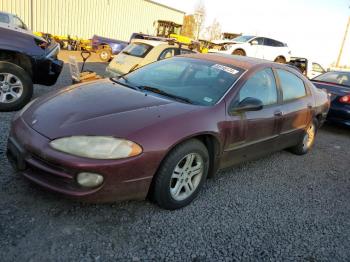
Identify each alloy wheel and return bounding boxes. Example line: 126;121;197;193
170;153;204;201
303;123;316;150
0;73;24;103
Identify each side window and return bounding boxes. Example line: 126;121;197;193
312;63;325;73
252;37;264;45
0;13;10;24
276;69;306;101
179;49;194;55
239;68;278;106
13;16;27;29
265;38;278;47
158;48;177;60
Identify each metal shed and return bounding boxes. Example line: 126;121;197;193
0;0;185;40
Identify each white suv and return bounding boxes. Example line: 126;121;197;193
211;35;291;63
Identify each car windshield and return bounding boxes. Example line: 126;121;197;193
313;71;350;87
233;35;255;42
117;57;244;106
122;42;153;58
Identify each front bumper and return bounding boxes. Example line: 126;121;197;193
33;43;64;86
6;117;157;202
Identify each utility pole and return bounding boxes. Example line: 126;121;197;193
336;16;350;67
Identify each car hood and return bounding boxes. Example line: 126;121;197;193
23;79;197;139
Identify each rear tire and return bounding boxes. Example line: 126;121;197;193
98;48;112;62
0;62;33;112
153;139;209;210
289;119;318;155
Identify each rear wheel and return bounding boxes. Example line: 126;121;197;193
232;49;245;56
0;62;33;111
153;139;209;210
289;119;318;155
98;48;112;62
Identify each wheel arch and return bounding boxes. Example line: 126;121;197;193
232;48;246;56
0;49;33;77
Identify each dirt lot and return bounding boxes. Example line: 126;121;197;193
0;51;349;261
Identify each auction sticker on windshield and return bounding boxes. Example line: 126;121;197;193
211;64;239;75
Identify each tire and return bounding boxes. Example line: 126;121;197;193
0;62;33;112
98;48;112;62
289;119;318;155
274;56;286;64
232;49;245;56
153;139;209;210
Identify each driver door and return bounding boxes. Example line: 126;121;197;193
222;68;282;167
248;37;265;59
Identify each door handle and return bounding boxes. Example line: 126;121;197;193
274;111;283;117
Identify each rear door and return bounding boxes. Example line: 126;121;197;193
274;68;312;149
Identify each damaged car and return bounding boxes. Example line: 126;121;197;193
0;22;63;111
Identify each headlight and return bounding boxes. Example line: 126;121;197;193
50;136;142;159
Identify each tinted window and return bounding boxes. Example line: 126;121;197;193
159;48;176;60
252;37;264;45
0;13;9;24
276;69;306;101
121;57;244;105
314;71;350;87
264;38;284;47
122;43;153;58
179;49;194;55
239;68;277;106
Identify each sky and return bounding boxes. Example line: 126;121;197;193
154;0;350;68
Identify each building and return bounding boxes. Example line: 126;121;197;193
0;0;185;40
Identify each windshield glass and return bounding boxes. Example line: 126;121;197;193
313;71;350;87
118;57;244;106
233;35;255;42
122;42;153;58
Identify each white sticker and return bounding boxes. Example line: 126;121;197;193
211;64;239;75
203;97;213;103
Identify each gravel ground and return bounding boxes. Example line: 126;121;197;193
0;51;350;261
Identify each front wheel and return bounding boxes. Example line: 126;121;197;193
153;139;209;210
0;62;33;112
289;119;318;155
274;56;286;64
232;49;245;56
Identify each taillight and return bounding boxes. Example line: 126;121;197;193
339;95;350;104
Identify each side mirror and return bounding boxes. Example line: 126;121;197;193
231;97;263;113
251;40;259;45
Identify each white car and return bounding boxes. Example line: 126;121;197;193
288;57;326;79
0;11;29;33
106;39;194;77
211;35;291;63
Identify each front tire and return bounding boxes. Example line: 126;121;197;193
289;119;318;155
0;62;33;112
274;56;286;64
232;49;245;56
153;139;209;210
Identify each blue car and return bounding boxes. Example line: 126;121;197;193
312;71;350;126
91;35;128;62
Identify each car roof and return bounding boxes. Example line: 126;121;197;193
180;53;273;70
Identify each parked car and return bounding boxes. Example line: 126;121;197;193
312;71;350;126
91;35;128;62
211;35;291;63
0;11;29;32
0;24;63;111
288;57;326;79
105;39;195;77
7;54;329;209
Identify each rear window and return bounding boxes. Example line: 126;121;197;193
0;13;10;24
314;71;350;87
122;43;153;58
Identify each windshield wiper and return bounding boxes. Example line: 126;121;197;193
110;76;139;90
138;86;193;104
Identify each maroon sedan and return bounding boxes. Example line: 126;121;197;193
7;54;329;210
